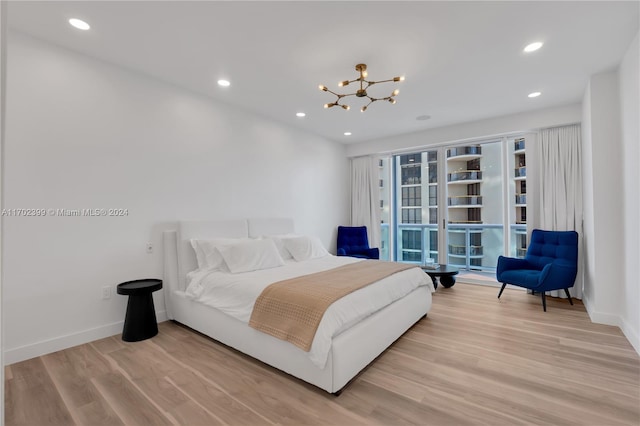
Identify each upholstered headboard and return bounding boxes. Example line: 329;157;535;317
248;217;295;238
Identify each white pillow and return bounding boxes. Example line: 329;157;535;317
283;236;329;261
191;238;249;270
217;238;285;273
262;233;298;260
190;239;207;268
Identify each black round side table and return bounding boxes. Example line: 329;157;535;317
117;279;163;342
420;265;459;289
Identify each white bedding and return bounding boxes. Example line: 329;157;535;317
185;255;434;368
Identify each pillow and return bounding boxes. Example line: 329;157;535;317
190;239;207;269
283;236;329;261
262;233;298;260
191;238;249;270
217;238;285;273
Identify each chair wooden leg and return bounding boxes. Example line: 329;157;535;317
541;292;547;312
564;288;574;305
497;283;507;299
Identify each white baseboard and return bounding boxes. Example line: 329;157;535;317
583;295;640;356
583;296;621;326
620;317;640;355
4;310;168;365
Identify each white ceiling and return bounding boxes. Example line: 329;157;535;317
6;1;639;143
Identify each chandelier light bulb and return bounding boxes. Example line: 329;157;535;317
342;105;350;110
338;80;350;87
389;98;396;104
324;103;331;108
361;106;367;112
392;89;400;96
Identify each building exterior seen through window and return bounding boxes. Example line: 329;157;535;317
379;136;528;272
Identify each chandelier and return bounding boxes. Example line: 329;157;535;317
319;64;405;112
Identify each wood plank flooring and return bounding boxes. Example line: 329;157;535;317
5;283;640;425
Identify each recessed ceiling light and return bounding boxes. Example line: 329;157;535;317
69;18;90;30
524;42;543;53
416;115;431;121
344;132;352;136
528;92;542;98
296;112;306;118
217;79;230;87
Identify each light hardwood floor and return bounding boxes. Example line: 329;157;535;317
5;283;640;425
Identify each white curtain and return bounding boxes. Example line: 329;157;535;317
533;124;584;299
351;156;381;248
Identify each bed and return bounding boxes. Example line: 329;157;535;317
163;218;433;394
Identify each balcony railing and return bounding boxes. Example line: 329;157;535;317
448;196;483;206
401;177;421;185
515;167;526;178
515;194;526;205
448;170;482;182
448;244;483;256
447;146;481;158
514;139;525;151
385;223;526;272
511;223;527;258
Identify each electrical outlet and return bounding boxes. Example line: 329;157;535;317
146;242;153;254
101;286;111;300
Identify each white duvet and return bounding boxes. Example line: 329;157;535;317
185;255;434;368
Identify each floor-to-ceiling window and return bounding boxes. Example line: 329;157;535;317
385;136;528;275
510;137;527;258
446;141;504;271
394;151;439;264
426;151;439;263
379;157;391;260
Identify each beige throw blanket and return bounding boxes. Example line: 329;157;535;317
248;260;416;351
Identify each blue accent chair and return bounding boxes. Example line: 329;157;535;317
337;226;380;259
496;229;578;311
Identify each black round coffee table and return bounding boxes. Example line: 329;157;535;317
420;265;459;289
117;279;163;342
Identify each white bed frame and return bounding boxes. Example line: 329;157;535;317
163;218;431;394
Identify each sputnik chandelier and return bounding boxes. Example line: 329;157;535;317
319;63;405;112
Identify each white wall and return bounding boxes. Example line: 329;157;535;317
581;70;624;326
618;32;640;353
3;32;349;363
0;0;6;418
581;83;596;310
346;104;582;158
581;32;640;353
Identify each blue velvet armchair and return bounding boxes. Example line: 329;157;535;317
337;226;380;259
496;229;578;311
